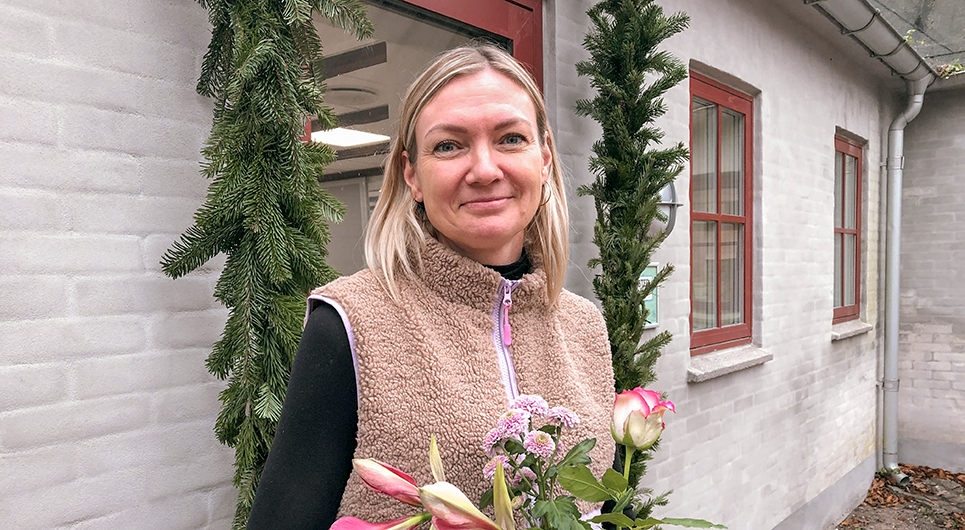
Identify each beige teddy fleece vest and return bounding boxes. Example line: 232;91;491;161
315;238;616;521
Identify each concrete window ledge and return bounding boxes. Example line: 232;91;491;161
831;320;874;341
687;344;772;383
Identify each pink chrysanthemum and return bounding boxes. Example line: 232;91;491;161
547;406;580;429
510;394;549;417
483;428;503;457
496;409;531;438
483;455;512;481
523;430;556;459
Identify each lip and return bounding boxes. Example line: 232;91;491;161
461;196;511;209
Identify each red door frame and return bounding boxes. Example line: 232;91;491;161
401;0;543;89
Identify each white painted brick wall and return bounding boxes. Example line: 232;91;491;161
898;87;965;469
555;0;887;528
0;2;233;529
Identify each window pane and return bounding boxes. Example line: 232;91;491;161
316;1;486;275
693;220;717;330
720;222;744;326
692;97;717;214
834;151;843;229
844;154;857;230
844;233;856;306
720;108;744;216
834;233;842;307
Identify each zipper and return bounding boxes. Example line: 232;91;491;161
501;283;513;346
493;279;520;401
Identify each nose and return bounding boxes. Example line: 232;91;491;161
466;145;502;185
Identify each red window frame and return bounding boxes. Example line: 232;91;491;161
689;72;754;355
833;136;862;323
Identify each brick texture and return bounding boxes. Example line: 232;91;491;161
0;2;232;529
898;87;965;454
557;0;887;528
2;0;955;529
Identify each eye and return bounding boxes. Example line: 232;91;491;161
502;133;527;146
433;141;458;154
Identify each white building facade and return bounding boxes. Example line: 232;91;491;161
1;0;960;529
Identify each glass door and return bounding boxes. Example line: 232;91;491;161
313;0;542;275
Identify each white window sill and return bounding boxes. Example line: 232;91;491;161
687;344;773;383
831;319;874;341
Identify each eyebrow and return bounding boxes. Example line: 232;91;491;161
424;117;533;137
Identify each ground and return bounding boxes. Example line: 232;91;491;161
836;464;965;530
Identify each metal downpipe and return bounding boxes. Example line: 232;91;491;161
883;73;933;487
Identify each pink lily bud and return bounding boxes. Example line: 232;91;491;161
353;459;422;506
419;482;502;530
331;514;431;530
610;388;675;450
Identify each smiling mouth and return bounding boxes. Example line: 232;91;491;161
462;197;510;208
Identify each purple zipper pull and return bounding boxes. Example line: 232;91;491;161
502;284;512;346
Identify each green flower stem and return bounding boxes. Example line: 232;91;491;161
623;446;635;481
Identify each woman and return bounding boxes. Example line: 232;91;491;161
247;45;615;527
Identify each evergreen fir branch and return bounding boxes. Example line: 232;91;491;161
579;0;689;497
170;5;370;526
311;0;374;40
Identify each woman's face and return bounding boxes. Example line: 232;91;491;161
403;68;552;266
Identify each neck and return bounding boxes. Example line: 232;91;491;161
435;233;524;266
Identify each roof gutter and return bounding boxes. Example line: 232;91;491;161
804;0;937;488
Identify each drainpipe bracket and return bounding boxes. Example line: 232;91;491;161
842;10;880;36
882;379;900;391
873;41;905;59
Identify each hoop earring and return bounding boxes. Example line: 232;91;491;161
539;182;551;207
414;200;429;222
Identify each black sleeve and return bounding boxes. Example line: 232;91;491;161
247;302;359;529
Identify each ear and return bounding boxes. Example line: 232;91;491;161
540;132;553;185
402;151;424;202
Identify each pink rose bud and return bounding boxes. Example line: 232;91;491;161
610;388;675;450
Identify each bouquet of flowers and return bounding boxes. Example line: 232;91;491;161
332;389;724;530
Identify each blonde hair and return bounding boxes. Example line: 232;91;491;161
364;45;569;305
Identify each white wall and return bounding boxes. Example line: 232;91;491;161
552;0;890;528
898;85;965;473
0;1;235;528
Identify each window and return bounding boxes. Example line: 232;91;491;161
833;136;861;323
689;72;753;355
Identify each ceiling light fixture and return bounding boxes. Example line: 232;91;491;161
311;127;390;148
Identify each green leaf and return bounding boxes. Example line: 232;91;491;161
532;498;580;530
557;464;613;502
631;517;664;529
504;439;526;455
601;467;628;492
590;513;635;527
657;518;727;528
558;438;596;467
479;487;494;510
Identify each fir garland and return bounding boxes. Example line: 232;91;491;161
576;0;689;493
162;1;372;527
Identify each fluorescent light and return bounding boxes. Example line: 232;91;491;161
311;127;390;147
